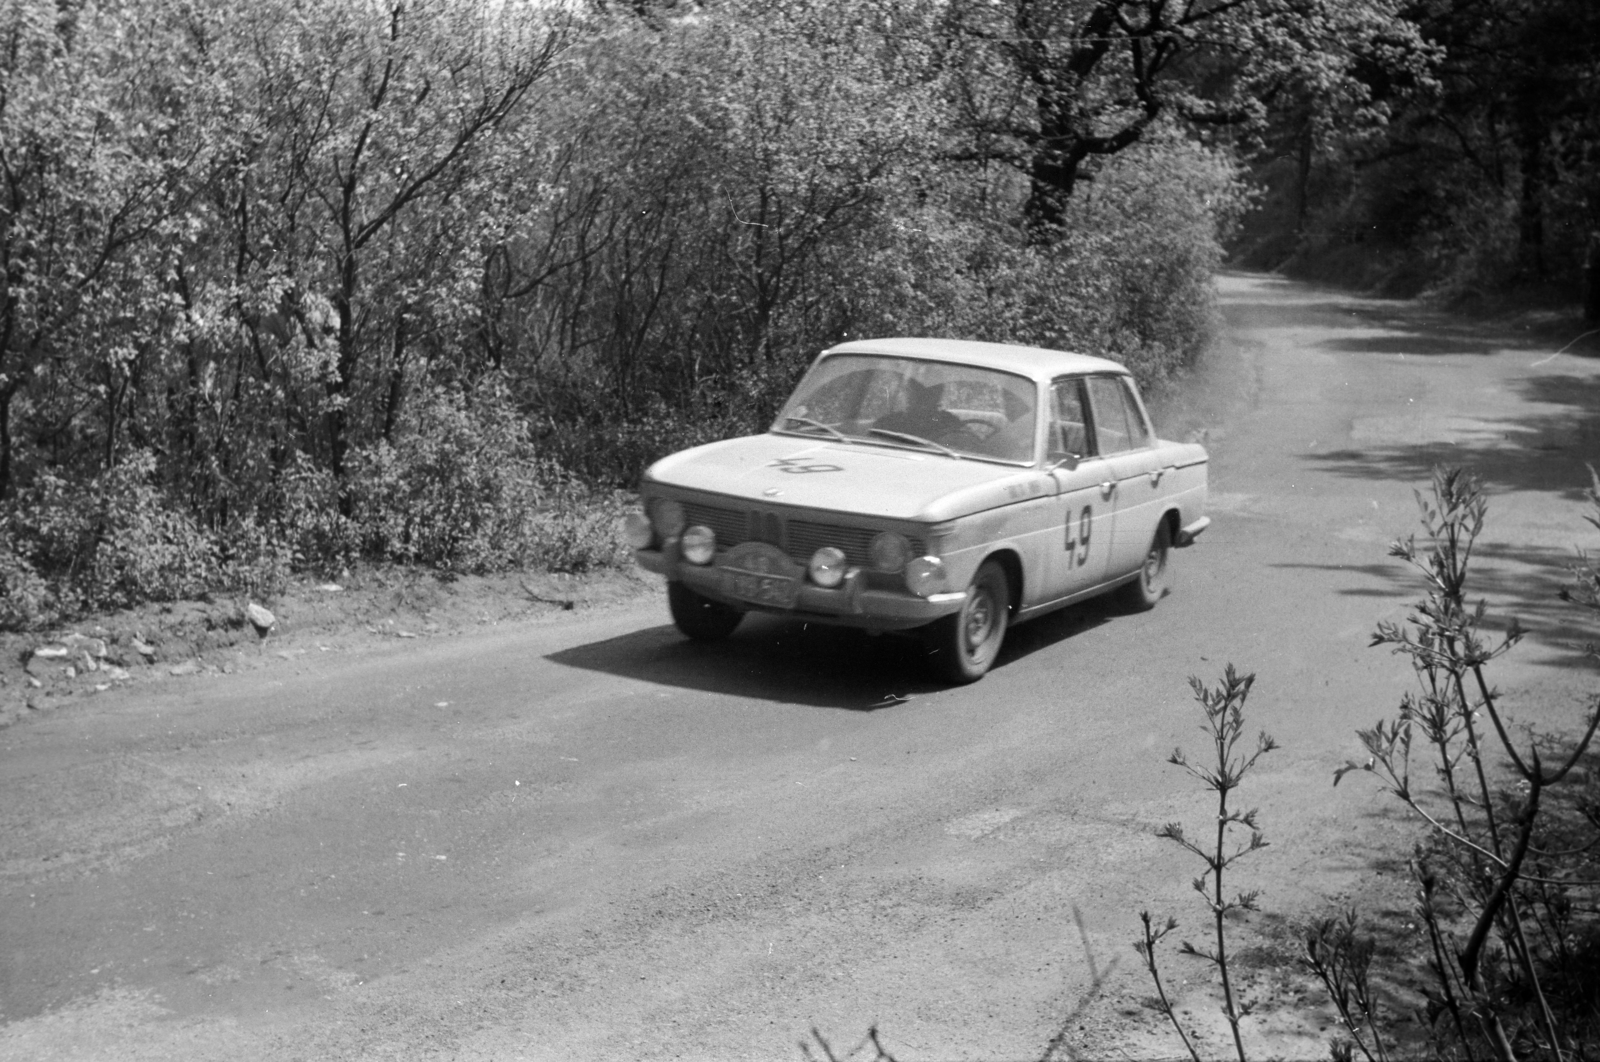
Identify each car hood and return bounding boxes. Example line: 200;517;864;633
644;433;1044;523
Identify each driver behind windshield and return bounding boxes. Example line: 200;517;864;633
873;379;961;441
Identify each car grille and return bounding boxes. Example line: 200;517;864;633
681;501;748;547
679;500;922;568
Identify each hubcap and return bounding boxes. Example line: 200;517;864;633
963;590;994;655
1143;547;1163;589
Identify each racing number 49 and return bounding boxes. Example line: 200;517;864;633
1064;505;1092;567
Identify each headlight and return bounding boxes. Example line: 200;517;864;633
868;531;910;573
651;498;686;538
904;556;946;598
623;511;654;549
681;525;716;565
808;546;848;588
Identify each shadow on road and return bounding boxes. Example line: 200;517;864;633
1306;373;1600;505
1219;272;1594;362
1296;369;1600;669
1268;560;1413;600
546;598;1119;709
1275;544;1598;669
547;618;941;710
1321;332;1504;357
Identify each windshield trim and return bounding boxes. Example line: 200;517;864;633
764;427;1039;467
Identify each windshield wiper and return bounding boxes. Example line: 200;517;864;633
867;427;959;458
780;416;849;443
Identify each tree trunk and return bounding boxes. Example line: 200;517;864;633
330;250;361;490
383;311;408;443
1585;232;1600;323
1294;121;1314;236
1024;152;1077;238
0;382;14;501
1515;95;1547;280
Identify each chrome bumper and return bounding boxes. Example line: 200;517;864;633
1175;516;1211;547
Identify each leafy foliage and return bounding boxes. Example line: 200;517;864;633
1248;0;1600;302
940;0;1427;237
3;451;218;623
0;0;1255;629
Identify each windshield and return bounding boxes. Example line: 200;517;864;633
773;354;1039;463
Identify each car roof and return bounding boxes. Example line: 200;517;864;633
820;337;1128;383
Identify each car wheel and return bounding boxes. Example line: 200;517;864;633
1119;521;1171;611
668;581;743;641
923;560;1009;684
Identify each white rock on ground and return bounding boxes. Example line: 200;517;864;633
246;602;276;635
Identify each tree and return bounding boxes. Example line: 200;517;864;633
480;0;941;480
1409;0;1600;280
214;0;566;487
0;0;208;499
941;0;1429;237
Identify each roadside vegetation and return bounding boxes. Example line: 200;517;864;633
1;0;1594;631
0;0;1423;629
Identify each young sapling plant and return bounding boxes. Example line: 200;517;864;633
1338;467;1600;1061
1139;664;1277;1062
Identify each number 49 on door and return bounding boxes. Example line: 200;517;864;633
1064;505;1092;567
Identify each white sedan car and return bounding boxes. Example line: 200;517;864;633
626;337;1210;683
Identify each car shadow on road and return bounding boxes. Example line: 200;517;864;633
547;617;942;710
546;599;1118;710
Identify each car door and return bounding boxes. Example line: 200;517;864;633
1043;376;1115;600
1084;374;1166;579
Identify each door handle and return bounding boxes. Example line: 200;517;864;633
1148;468;1164;486
1099;480;1116;498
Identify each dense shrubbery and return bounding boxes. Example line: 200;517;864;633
1;0;1394;629
1;453;219;627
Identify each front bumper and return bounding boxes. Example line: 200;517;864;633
635;543;966;631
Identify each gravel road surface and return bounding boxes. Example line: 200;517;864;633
4;274;1599;1061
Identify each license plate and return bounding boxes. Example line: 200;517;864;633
725;569;797;607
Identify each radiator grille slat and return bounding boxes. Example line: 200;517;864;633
678;499;921;569
681;502;745;545
788;522;865;567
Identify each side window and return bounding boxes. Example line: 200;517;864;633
1050;378;1091;458
1118;377;1152;449
1086;376;1133;455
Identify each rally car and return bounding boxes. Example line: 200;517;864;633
625;337;1209;683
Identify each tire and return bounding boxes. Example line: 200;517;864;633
1118;520;1171;611
923;560;1010;684
668;581;743;641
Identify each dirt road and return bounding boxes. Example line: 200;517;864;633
4;274;1599;1061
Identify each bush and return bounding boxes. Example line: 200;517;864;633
2;451;218;627
0;382;631;632
840;133;1242;397
347;380;628;574
0;530;53;631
